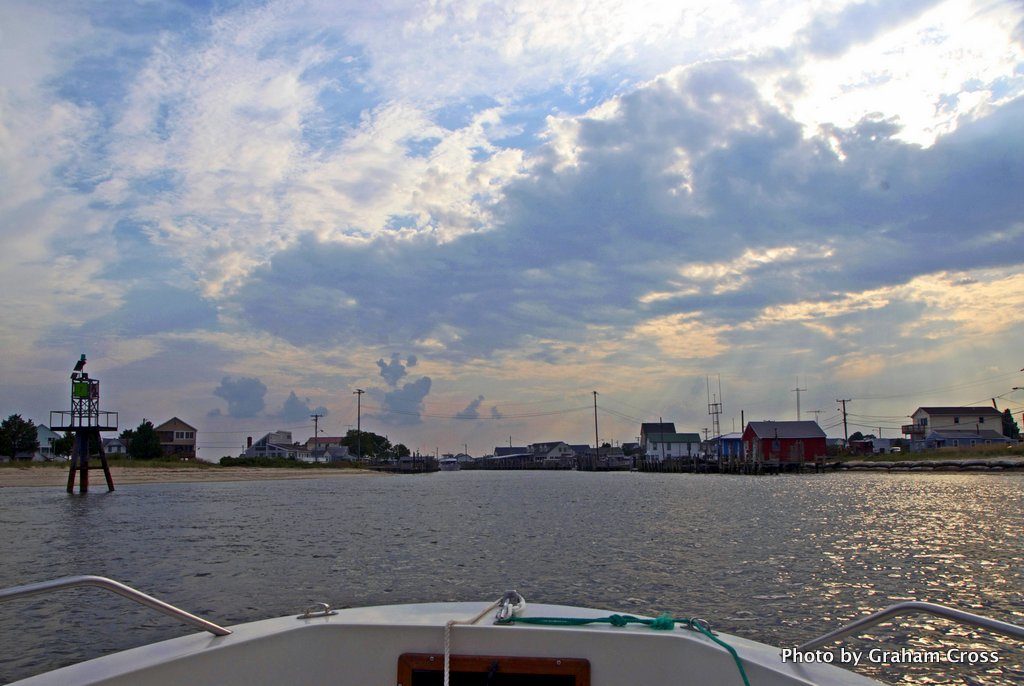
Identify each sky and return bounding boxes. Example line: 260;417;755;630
2;0;1024;458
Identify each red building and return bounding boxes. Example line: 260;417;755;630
742;421;827;465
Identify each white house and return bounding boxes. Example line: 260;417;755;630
644;432;701;461
102;437;127;455
34;425;62;461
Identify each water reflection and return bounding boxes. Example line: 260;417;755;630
0;471;1021;684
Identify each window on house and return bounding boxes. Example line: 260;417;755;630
979;417;984;424
953;417;959;423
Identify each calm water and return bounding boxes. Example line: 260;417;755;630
0;471;1022;684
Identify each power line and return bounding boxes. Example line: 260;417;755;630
849;371;1020;401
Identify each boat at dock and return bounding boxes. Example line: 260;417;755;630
3;576;1022;685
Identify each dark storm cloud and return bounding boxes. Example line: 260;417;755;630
212;376;267;418
233;60;1024;361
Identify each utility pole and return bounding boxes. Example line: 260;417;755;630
836;399;851;445
353;389;364;459
310;412;323;462
592;390;599;453
792;384;807;420
808;409;823;423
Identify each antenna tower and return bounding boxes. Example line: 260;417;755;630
707;375;723;462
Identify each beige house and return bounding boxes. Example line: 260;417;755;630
903;407;1008;451
155;417;197;460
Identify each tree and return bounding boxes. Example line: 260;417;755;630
340;429;391;459
0;414;39;460
52;432;74;458
1003;409;1021;440
394;443;410;458
848;431;864;442
119;428;135;449
128;420;163;460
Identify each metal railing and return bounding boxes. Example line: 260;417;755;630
798;601;1024;651
0;575;231;636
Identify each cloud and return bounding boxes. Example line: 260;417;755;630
456;395;485;420
795;0;942;58
490;406;505;420
277;391;328;423
212;376;267;418
377;353;416;386
2;0;1024;448
76;285;218;338
377;376;432;426
237;61;1024;367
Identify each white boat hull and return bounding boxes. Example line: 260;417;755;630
11;602;879;685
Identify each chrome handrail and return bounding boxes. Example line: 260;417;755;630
0;575;232;636
798;601;1024;651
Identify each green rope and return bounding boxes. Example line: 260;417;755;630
497;613;750;686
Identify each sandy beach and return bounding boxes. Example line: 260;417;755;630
0;465;383;488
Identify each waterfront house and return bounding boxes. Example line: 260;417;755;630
529;441;576;468
323;445;351;462
902;407;1009;451
34;425;62;461
304;436;345;450
102;437;127;456
303;435;345;459
529;441;575;460
245;430;312;461
155;417;197;460
569;444;591;458
707;432;743;460
742;421;826;466
640;422;676;454
644;432;701;461
493;446;530;457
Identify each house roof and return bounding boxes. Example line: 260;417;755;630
646;432;701;443
641;422;676;435
746;421;826;439
530;441;568;450
926;429;1009;440
494;446;529;456
915;407;1002;416
712;432;743;441
155;417;197;431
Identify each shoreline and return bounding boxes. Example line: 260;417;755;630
0;465;385;488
